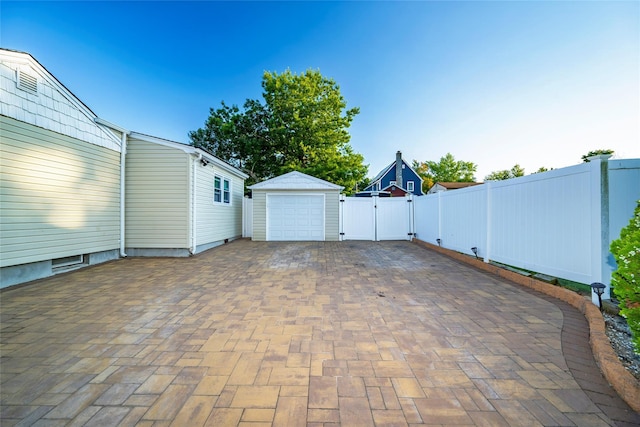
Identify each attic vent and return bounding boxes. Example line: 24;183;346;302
17;69;38;94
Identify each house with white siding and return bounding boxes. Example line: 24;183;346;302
0;48;248;287
0;49;124;288
119;132;247;256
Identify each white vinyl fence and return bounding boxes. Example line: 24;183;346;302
414;156;640;304
340;195;413;241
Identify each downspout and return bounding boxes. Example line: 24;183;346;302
95;117;129;258
120;131;128;257
191;153;202;254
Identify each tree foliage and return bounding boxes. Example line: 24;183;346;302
189;69;368;194
189;99;275;184
610;201;640;354
582;149;614;162
533;166;551;174
411;160;433;193
412;153;476;192
484;164;525;181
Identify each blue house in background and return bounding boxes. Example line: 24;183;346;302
357;151;424;197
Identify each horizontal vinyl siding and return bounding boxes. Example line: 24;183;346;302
0;115;120;267
252;191;267;241
325;191;341;241
125;138;190;248
195;164;244;246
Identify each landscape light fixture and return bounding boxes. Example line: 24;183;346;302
200;158;209;167
471;247;478;259
590;282;606;311
436;238;441;247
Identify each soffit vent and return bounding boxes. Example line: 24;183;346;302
17;69;38;95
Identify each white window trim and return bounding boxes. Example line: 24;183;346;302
214;174;232;205
407;181;415;192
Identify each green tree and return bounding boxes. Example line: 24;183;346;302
610;201;640;353
412;153;476;191
189;99;276;184
190;69;368;194
485;164;525;181
411;160;433;193
582;149;614;162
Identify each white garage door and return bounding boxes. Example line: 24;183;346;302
267;194;325;241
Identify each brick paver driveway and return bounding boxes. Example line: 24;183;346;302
1;240;638;426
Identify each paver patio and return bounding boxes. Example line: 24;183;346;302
1;240;638;426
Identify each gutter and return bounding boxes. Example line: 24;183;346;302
94;118;130;258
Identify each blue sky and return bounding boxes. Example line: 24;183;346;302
2;1;638;180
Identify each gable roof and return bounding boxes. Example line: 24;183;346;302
370;161;395;184
249;171;343;191
365;157;423;190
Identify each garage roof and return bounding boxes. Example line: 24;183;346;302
249;171;344;191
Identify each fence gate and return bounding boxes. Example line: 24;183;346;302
340;195;414;241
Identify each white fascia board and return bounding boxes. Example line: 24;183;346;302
249;171;344;190
129;131;195;152
95;117;130;135
195;147;249;179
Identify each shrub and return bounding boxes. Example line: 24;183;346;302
610;200;640;354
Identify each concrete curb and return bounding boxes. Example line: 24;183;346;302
413;239;640;413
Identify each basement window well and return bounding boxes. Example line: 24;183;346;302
52;254;86;270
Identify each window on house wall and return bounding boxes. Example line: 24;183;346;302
214;175;231;204
223;178;230;204
214;176;222;202
407;181;415;192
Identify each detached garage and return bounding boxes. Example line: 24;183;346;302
249;171;343;241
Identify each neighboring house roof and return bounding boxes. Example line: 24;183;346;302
354;190;392;197
249;171;344;191
361;151;423;194
381;183;408;193
369;161;396;185
427;182;483;194
128;131;248;179
433;182;482;190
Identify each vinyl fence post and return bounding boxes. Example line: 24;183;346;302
408;193;414;241
373;194;379;242
589;154;612;306
484;181;491;263
437;190;442;246
339;194;344;241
